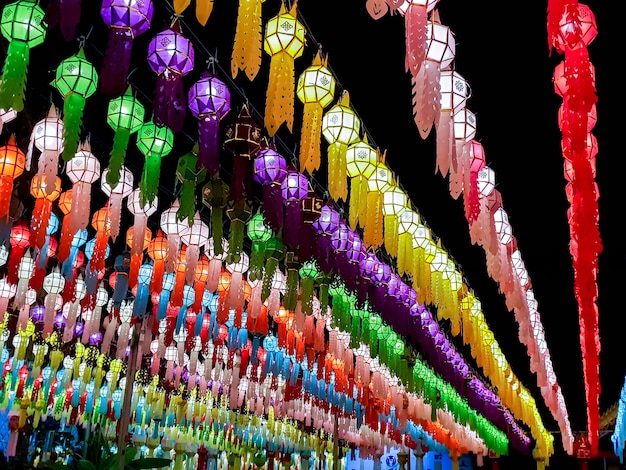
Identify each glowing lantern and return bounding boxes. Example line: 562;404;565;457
147;20;195;133
322;92;361;202
51;48;99;162
105;87;145;187
263;1;306;136
0;0;47;113
147;230;168;294
160;200;190;273
0;135;25;221
345;139;377;231
552;3;597;53
188;70;231;174
281;169;309;251
42;269;64;337
296;50;336;175
381;184;408;258
127;188;158;287
231;0;264;80
0;277;16;324
29;174;61;249
180;212;210;285
225;251;249;313
247;211;272;282
226;199;252;265
395;208;419;277
65;140;101;233
253;142;287;231
493;208;512;245
27;105;64;193
7;220;29;286
100;0;154;97
101;165;134;242
136;120;174;206
364;159;393;249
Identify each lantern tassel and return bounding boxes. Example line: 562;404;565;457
411;61;440;139
265;53;295;136
299;103;322;175
327;142;348;202
435;110;452;177
31;199;51;250
107;127;131;188
363;191;384;248
405;4;427;75
61;93;86;161
231;0;264;80
140;154;162;207
153;74;186;134
0;176;14;220
196;0;214;26
198;116;221;174
0;40;29;113
100;30;133;98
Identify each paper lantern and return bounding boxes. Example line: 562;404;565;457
66;140;101;233
136;120;174;206
42;270;65;337
225;251;249;314
401;0;439;75
52;48;99;162
101;165;134;242
0;135;25;220
322;91;361;202
180;211;210;285
552;3;597;53
345;139;377;231
381;184;408;258
263;1;306;136
106;87;145;187
231;0;264;80
450;107;477;199
253;142;287;231
364;159;393;249
147;230;168;294
493;208;512;245
296;50;336;175
26;105;64;193
247;211;272;282
281;170;309;251
160;200;191;273
147;21;195;133
435;69;468;178
127;187;158;288
0;0;47;113
100;0;154;97
29;174;61;249
188;70;231;174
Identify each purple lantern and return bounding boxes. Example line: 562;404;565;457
281;169;309;250
188;70;231;175
147;20;195;133
100;0;154;97
253;143;287;231
312;203;340;273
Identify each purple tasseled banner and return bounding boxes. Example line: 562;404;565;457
261;184;284;233
198;116;221;175
312;234;335;275
296;223;315;262
282;202;303;251
46;0;82;42
153;74;187;133
230;156;252;204
101;30;133;98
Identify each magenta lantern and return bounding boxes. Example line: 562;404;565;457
188;70;231;175
147;20;195;133
253;143;287;231
281;169;309;250
100;0;154;97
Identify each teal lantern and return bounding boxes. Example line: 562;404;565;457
0;0;47;113
106;86;145;187
51;48;99;162
136;120;174;206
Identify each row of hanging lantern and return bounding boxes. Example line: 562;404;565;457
0;0;544;462
548;0;601;457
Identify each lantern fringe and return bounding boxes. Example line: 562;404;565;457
198;116;221;174
140;155;162;207
299;102;323;174
61;93;86;161
0;176;14;220
196;0;214;26
327;142;348;202
348;176;367;231
153;74;187;134
30;199;51;249
265;53;295;136
363;191;384;248
37;150;61;197
0;39;29;113
411;61;441;140
383;214;399;258
231;0;264;81
261;184;284;232
100;30;133;98
70;182;91;232
107;127;131;187
405;4;428;75
435;110;453;177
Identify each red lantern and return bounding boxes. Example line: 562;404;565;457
0;136;26;221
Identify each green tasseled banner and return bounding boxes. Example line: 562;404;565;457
140;154;162;207
248;241;266;282
211;207;224;252
106;127;131;187
61;93;86;161
261;256;279;302
283;267;299;311
0;40;29;112
177;179;196;224
299;276;314;314
226;219;244;265
317;277;329;313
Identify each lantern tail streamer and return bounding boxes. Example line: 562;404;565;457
140;155;162;207
411;61;440;139
69;182;91;232
31;199;51;249
0;39;29;113
231;0;264;80
327;143;348;202
106;125;131;187
100;31;133;98
405;4;427;75
38;150;60;197
173;0;192;14
261;185;283;232
435;110;453;177
61;93;86;162
0;176;14;220
198;116;221;174
196;0;214;26
265;53;295;136
299;103;322;175
153;74;187;134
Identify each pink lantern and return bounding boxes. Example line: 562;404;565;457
100;0;154;97
552;3;597;53
180;212;210;285
147;20;195;133
65;140;101;233
399;0;440;75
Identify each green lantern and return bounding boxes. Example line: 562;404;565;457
298;259;319;315
0;0;47;113
106;86;145;187
247;211;272;282
52;48;99;162
136;120;174;206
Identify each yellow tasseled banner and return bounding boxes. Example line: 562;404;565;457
328;142;348;202
448;291;461;336
413;247;432;305
232;0;265;80
461;298;471;345
196;0;214;26
431;270;444;310
299;102;323;175
397;232;413;276
383;214;399;258
265;52;296;136
348;176;364;230
363;190;384;248
173;0;191;15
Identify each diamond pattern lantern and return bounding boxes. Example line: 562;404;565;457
100;0;154;97
136;120;174;206
147;20;195;133
0;0;47;113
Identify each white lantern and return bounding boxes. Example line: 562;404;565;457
101;166;134;242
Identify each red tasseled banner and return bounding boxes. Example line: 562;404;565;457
547;0;577;52
405;4;427;75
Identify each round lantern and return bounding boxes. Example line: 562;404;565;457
296;50;336;174
253;144;287;231
188;70;231;175
477;167;496;198
27;105;64;188
136;120;174;206
552;3;597;53
106;87;146;187
381;184;408;258
247;212;272;282
52;48;99;162
263;1;306;136
493;207;512;245
160;199;191;274
65;141;101;233
281;170;309;250
345;139;378;231
101;165;134;242
399;0;440;74
0;135;25;220
100;0;154;97
147;21;195;133
180;212;210;285
0;0;47;113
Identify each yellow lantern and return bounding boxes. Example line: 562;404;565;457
296;49;336;175
263;1;306;136
345;138;377;230
381;183;408;258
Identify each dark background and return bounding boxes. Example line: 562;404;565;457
5;0;625;467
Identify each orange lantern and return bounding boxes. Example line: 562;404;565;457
29;174;61;249
147;230;168;294
0;135;26;221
